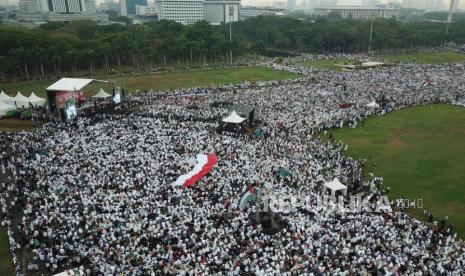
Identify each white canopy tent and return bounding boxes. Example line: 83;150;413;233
0;91;14;102
222;110;246;124
13;91;30;108
28;92;46;107
366;101;380;108
323;178;348;197
0;100;16;116
91;88;112;99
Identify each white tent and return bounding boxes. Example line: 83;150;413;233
91;88;112;99
28;91;46;107
13;91;30;108
323;178;348;197
366;101;380;108
0;100;16;116
222;110;246;124
0;91;14;102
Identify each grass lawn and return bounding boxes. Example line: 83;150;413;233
298;59;359;71
325;104;465;238
0;66;299;98
0;119;39;132
382;51;465;64
299;51;465;70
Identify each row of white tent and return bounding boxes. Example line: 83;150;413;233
0;91;47;108
0;91;47;116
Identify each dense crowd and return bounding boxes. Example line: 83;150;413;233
1;60;465;275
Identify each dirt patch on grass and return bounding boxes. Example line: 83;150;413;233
0;119;38;132
389;138;409;148
445;202;465;214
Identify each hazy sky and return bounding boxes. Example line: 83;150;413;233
242;0;278;6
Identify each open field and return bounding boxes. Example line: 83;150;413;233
0;119;39;132
0;66;299;98
382;51;465;64
300;51;465;70
298;59;359;71
325;104;465;238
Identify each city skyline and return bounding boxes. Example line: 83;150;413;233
1;0;464;9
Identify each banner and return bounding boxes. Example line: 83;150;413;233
55;91;85;109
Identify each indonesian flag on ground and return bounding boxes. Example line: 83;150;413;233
239;187;257;208
174;153;218;188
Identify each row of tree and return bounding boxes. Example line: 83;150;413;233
1;14;465;82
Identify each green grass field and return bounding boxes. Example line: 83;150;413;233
382;51;465;64
326;104;465;238
300;51;465;70
298;59;359;71
0;119;38;132
0;66;298;98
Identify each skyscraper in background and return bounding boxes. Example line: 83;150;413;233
18;0;98;13
120;0;148;16
156;0;204;24
17;0;108;22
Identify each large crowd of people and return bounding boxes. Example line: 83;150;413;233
1;58;465;275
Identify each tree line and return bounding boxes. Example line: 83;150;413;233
1;15;465;82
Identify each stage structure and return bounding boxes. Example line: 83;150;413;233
46;78;109;120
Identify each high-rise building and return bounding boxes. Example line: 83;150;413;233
240;6;286;20
17;0;108;22
19;0;40;13
135;4;157;15
120;0;148;16
156;0;204;24
204;0;239;24
314;5;400;19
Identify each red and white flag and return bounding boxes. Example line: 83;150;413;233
174;153;218;188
